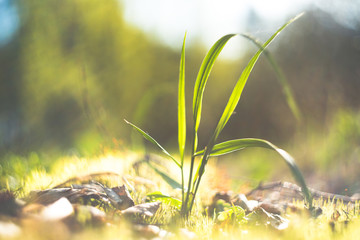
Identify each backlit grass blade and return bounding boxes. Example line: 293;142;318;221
192;34;236;150
178;33;186;163
124;119;181;167
147;162;182;189
196;138;313;207
197;15;302;173
241;34;302;122
194;138;272;156
147;191;182;210
191;15;304;212
211;14;302;143
185;34;236;212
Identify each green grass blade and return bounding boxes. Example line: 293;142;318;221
241;34;302;122
186;34;236;211
178;33;186;163
194;138;272;156
124;119;181;168
195;14;302;173
211;14;303;143
191;15;304;210
196;138;313;207
146;162;182;189
264;47;302;122
147;191;182;210
192;34;236;150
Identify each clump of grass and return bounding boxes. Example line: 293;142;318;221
4;151;137;198
126;13;312;218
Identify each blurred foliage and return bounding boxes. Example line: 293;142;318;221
0;0;184;154
223;10;360;144
0;0;359;171
302;109;360;194
317;110;360;167
0;152;50;191
220;109;360;195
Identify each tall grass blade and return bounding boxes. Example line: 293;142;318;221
192;34;236;150
184;33;236;214
196;138;313;207
146;162;182;189
211;14;302;143
178;33;186;162
241;34;302;122
196;15;302;175
124;119;181;167
265;48;302;122
191;14;305;212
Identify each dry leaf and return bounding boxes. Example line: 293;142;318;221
28;188;81;205
122;202;161;217
248;207;289;230
259;202;283;215
93;182;135;210
233;194;259;212
111;185;135;210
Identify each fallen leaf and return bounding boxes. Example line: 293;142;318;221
259;202;283;215
73;182;135;210
28;188;81;205
247;207;289;230
28;183;111;208
233;194;259;212
121;202;161;217
109;184;135;210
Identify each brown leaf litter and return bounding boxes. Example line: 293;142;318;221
2;173;358;239
0;173;166;239
208;181;360;231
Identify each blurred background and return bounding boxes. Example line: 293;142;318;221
0;0;360;193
